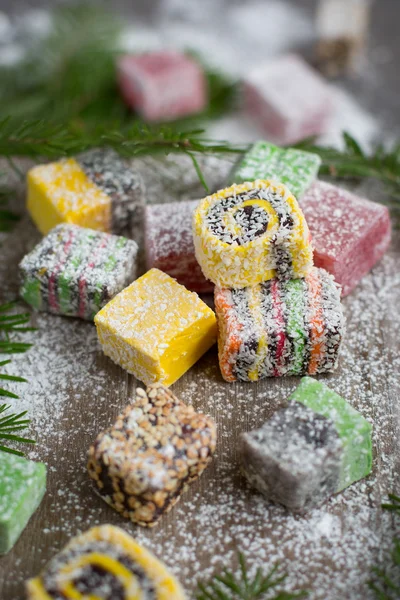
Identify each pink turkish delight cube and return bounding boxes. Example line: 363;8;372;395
145;200;213;294
300;181;391;296
243;54;334;145
117;51;207;121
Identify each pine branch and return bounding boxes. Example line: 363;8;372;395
0;302;36;454
0;4;238;126
196;554;308;600
0;359;27;400
0;404;35;456
0;4;124;124
0;117;244;161
293;133;400;213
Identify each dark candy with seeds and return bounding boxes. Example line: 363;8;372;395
88;383;216;527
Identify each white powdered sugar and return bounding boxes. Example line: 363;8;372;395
0;221;399;598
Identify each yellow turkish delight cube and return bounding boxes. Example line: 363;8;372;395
27;158;111;234
94;268;217;386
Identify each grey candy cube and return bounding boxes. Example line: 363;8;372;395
240;402;343;512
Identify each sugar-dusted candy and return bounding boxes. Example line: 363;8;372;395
26;525;185;599
20;224;138;321
241;402;342;512
145;200;212;293
0;452;46;554
215;267;344;382
316;0;371;76
240;377;372;512
243;54;333;144
289;377;373;491
300;181;391;296
193;180;313;289
118;51;207;121
229;141;321;199
95;268;217;386
27;148;144;235
88;383;216;527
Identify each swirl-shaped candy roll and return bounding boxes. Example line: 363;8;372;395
193;180;313;288
26;525;185;600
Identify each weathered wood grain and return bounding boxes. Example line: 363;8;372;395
0;0;400;596
0;183;399;600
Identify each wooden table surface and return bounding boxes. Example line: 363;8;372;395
0;2;400;600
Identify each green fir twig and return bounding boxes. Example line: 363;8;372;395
0;4;238;126
0;404;35;456
294;132;400;213
0;302;35;454
368;495;400;599
197;553;308;600
0;117;244;161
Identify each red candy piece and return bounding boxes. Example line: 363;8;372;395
300;181;391;296
243;54;334;145
117;51;207;121
145;200;213;294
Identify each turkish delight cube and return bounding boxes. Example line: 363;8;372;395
94;268;217;386
300;181;391;296
26;525;185;599
240;378;372;512
243;54;334;144
19;224;138;321
241;401;342;512
0;452;46;554
88;384;216;527
118;51;207;121
27;148;144;235
145;200;213;293
214;267;345;382
229;141;321;199
289;377;373;491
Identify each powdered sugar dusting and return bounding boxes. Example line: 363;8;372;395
0;224;399;598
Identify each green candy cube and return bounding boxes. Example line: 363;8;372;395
289;377;373;490
0;452;46;554
229;141;321;199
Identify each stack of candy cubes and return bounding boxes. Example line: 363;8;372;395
144;141;391;299
8;125;387;569
193;173;346;382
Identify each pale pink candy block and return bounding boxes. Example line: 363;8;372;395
300;181;391;296
243;54;334;145
117;51;207;121
145;200;213;294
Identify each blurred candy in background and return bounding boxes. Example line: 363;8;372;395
0;0;378;151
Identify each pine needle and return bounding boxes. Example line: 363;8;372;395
197;553;308;600
0;4;238;127
0;404;35;456
382;494;400;513
0;302;35;453
293;133;400;215
368;495;400;599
